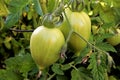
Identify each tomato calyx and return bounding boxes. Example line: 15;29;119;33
71;0;85;12
42;2;64;28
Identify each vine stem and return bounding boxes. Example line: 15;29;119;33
73;31;110;57
39;0;47;14
60;9;74;58
47;73;56;80
9;28;34;32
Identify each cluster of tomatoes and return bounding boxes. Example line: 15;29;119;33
30;7;120;71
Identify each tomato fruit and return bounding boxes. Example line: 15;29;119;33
92;25;99;35
30;26;65;70
60;9;91;56
107;28;120;46
109;76;117;80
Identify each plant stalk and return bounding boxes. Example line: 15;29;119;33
39;0;47;14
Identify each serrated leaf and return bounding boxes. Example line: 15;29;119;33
5;54;36;78
94;33;113;43
102;23;115;30
5;55;22;70
78;67;93;80
96;42;117;52
71;69;81;80
87;52;107;80
51;63;64;75
33;0;43;15
71;67;93;80
0;69;22;80
100;6;116;24
4;0;31;30
19;54;37;77
4;13;20;30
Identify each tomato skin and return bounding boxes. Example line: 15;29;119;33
30;26;65;70
60;9;91;56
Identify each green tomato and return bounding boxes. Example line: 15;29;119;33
30;26;65;70
107;28;120;46
109;76;117;80
60;9;91;56
92;25;99;35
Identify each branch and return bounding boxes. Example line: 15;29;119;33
10;28;34;32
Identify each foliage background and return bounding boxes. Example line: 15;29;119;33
0;0;120;80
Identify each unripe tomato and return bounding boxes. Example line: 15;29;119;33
107;28;120;46
109;76;117;80
60;9;91;56
92;25;99;35
30;26;65;70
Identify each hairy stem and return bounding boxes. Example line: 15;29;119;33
39;0;47;14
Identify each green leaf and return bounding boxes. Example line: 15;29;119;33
101;23;115;30
4;13;20;30
71;67;92;80
113;0;120;8
96;42;117;52
33;0;43;15
3;36;12;49
87;52;107;80
99;4;115;23
61;64;71;71
4;0;31;30
0;0;9;16
0;69;23;80
5;54;36;78
94;33;113;43
51;63;64;75
71;69;81;80
114;8;120;23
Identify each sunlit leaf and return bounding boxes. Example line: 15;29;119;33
0;0;9;16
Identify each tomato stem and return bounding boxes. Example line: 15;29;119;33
60;9;74;58
39;0;48;14
63;9;73;43
47;73;56;80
